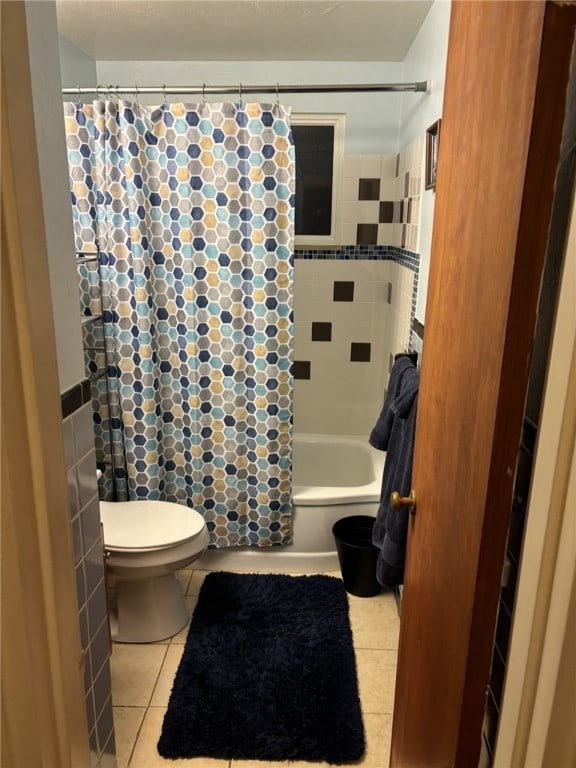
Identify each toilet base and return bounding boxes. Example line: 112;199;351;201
112;572;189;643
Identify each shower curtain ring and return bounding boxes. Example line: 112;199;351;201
134;84;140;106
238;82;243;106
276;82;280;106
162;84;167;105
202;83;206;103
76;83;82;109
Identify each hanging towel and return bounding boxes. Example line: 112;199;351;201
370;354;419;587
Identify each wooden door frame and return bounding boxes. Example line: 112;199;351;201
494;189;576;767
390;2;576;765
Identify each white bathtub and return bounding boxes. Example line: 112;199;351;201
196;434;385;573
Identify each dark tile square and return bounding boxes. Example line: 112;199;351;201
407;197;413;223
387;282;393;304
61;384;82;419
358;178;380;201
379;201;394;223
404;171;410;198
293;361;311;380
395;154;400;177
356;224;378;245
333;281;354;302
311;322;332;342
401;224;407;248
351;342;371;362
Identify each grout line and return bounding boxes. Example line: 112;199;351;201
124;706;147;768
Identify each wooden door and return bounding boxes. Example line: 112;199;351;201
390;2;576;766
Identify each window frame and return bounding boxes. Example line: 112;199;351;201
291;113;346;248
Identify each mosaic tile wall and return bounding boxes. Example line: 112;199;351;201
62;389;115;768
338;135;425;251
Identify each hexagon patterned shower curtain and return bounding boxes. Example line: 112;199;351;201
64;100;294;547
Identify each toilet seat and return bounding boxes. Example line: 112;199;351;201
100;500;206;552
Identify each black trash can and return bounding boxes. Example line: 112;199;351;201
332;515;381;597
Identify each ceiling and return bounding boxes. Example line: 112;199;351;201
55;0;434;62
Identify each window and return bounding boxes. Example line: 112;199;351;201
291;113;345;247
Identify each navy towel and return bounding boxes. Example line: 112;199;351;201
370;354;419;587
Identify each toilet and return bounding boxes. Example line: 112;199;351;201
99;500;209;643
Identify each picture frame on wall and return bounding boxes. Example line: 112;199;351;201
425;119;442;191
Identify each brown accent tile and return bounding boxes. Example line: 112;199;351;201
358;178;380;201
293;361;311;380
333;281;354;302
351;342;371;362
356;224;378;245
379;201;394;223
311;322;332;341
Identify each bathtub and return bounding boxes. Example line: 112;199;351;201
196;434;385;573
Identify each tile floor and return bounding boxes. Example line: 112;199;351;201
111;569;400;768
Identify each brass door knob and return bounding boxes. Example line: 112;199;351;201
390;489;416;513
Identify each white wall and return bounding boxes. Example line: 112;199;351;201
58;33;97;87
95;60;405;155
25;0;85;393
399;0;451;322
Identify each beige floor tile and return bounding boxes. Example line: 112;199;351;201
361;713;393;768
113;707;145;768
170;594;199;643
356;649;397;714
150;644;185;706
188;569;209;595
110;644;167;707
130;706;229;767
177;568;193;594
348;593;400;650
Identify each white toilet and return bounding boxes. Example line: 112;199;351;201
99;500;209;643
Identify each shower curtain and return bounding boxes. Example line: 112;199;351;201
64;100;294;547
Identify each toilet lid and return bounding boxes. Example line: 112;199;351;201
99;500;206;550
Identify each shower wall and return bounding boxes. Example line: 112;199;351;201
293;139;423;436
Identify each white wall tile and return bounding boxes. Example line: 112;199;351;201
379;177;396;200
343;155;362;178
381;154;397;178
340;200;362;223
357;201;380;224
359;155;382;177
342;177;359;201
294;260;318;280
340;223;357;244
377;224;396;245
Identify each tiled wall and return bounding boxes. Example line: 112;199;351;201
293;250;416;436
339;135;425;251
62;384;116;768
292;136;424;437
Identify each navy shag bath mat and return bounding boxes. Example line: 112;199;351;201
158;571;365;764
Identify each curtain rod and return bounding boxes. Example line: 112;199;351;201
62;81;429;96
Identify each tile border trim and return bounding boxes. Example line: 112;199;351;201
61;378;91;419
294;245;420;272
